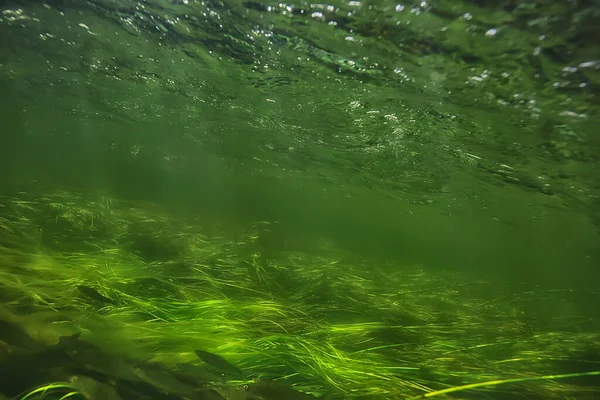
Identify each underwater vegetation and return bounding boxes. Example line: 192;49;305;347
0;190;599;399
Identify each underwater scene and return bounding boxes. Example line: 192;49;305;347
0;0;599;399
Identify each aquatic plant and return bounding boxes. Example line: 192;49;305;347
0;190;599;399
16;383;82;400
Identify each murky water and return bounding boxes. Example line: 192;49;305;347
1;1;599;399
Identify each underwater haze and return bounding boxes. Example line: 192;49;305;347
0;0;599;399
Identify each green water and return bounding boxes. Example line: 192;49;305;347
0;0;599;399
